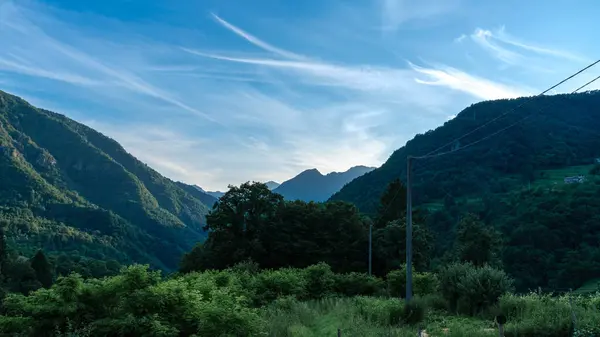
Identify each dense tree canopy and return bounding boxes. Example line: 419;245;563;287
182;181;433;277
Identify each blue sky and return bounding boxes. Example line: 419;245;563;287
1;0;599;191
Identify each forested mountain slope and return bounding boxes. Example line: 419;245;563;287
0;90;211;274
330;91;600;214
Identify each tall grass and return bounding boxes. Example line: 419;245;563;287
261;292;600;337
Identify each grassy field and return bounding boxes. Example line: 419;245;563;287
261;293;600;337
532;165;594;189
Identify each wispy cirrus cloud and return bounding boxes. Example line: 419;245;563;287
210;13;306;61
0;0;552;190
467;26;588;71
410;62;532;100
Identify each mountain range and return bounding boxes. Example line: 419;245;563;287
272;166;376;202
0;90;212;272
4;87;600;283
199;165;376;204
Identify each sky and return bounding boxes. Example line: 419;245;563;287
1;0;599;191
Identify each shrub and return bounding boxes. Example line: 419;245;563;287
414;272;440;296
251;268;306;306
421;293;449;311
439;262;513;315
402;297;427;325
387;265;438;298
0;265;265;336
230;260;260;274
303;262;334;299
439;262;472;312
354;296;405;326
387;269;407;298
458;265;514;315
333;272;384;296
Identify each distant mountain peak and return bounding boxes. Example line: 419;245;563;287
273;165;375;202
265;181;280;190
297;168;323;177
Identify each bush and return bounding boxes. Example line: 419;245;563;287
414;272;440;296
439;262;514;315
303;262;334;299
251;268;306;306
354;296;405;326
458;265;514;315
421;293;449;311
333;272;385;296
0;265;265;336
439;262;472;312
387;269;407;298
387;265;438;298
402;297;427;325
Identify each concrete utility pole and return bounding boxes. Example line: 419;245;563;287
368;222;372;276
406;156;413;302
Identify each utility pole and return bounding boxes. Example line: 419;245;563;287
368;221;372;276
406;156;413;302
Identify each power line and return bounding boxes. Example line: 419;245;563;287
376;61;600;221
420;59;600;159
573;74;600;93
403;62;600;302
414;73;600;160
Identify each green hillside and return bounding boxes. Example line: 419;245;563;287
328;91;600;291
330;91;600;214
0;90;210;274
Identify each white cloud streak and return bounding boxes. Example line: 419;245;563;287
211;13;306;60
469;26;588;69
410;62;531;100
0;1;541;190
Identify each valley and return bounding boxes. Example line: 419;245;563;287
1;89;600;336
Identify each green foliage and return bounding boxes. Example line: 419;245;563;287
332;91;600;213
332;272;385;297
1;258;599;336
375;178;406;229
0;265;264;336
303;262;334;300
0;90;214;273
354;296;406;326
372;217;434;275
452;213;502;267
402;297;427;325
183;182;373;274
439;262;514;315
251;268;307;306
498;293;600;337
387;265;439;298
30;250;53;288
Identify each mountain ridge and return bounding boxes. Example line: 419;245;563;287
0;90;211;272
273;165;376;202
330;91;600;213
